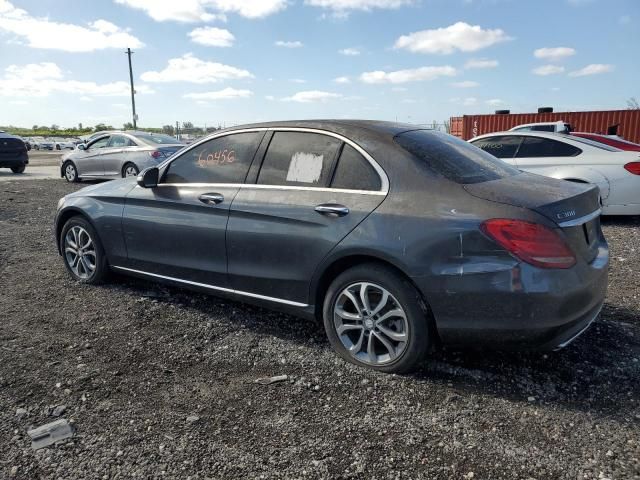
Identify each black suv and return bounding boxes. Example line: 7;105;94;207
0;131;29;174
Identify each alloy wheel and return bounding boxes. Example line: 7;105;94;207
124;165;138;177
64;226;97;279
65;164;76;182
333;282;409;366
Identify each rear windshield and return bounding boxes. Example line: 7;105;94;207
558;134;620;152
394;129;520;184
132;133;182;145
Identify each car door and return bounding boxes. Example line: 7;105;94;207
77;135;110;176
120;131;265;288
102;134;133;177
226;130;387;305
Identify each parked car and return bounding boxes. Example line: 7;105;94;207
571;132;640;152
60;131;185;182
37;139;56;151
509;121;571;133
470;131;640;215
54;138;77;150
0;131;29;173
55;121;608;373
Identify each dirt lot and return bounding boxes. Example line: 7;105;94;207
1;180;639;479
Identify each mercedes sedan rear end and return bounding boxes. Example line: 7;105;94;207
54;121;608;373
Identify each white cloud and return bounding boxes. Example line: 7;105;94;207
140;54;253;84
339;47;360;56
0;0;143;52
265;95;276;101
114;0;286;21
334;76;350;84
184;88;253;100
360;66;456;84
533;47;576;62
305;0;413;12
451;80;479;88
464;58;498;69
0;62;154;97
568;64;614;77
188;26;234;47
275;40;303;48
532;65;565;76
394;22;511;55
486;99;504;106
283;90;342;103
290;78;307;84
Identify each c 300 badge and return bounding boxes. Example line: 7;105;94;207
557;210;576;220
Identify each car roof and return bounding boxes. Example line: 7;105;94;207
473;131;573;140
472;130;624;152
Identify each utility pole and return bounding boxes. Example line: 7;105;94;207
126;48;137;129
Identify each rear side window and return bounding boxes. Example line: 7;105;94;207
471;136;522;159
258;132;341;187
395;130;520;184
164;132;263;184
331;144;381;191
530;125;556;132
516;137;581;158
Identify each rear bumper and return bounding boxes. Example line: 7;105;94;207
414;243;609;350
0;152;28;168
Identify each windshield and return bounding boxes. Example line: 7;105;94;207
394;130;521;184
132;133;182;145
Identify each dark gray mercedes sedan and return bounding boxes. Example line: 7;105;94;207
54;120;608;373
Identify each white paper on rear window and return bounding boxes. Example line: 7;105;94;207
286;151;323;183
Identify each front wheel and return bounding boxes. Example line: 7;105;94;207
60;217;108;284
122;162;139;178
11;165;26;174
63;161;79;183
323;263;431;373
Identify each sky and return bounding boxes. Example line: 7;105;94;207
0;0;638;129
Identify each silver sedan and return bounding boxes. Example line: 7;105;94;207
60;131;185;182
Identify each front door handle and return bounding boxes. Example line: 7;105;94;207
315;203;350;217
199;193;224;205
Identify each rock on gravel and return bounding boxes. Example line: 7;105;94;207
0;180;639;479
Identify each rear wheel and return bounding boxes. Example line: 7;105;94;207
60;217;108;284
11;165;25;174
63;161;79;183
122;162;139;178
323;263;431;373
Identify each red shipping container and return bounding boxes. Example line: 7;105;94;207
450;109;640;144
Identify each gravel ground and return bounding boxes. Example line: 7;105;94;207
1;180;639;479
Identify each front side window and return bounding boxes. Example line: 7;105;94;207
88;136;110;149
516;137;581;158
331;144;381;191
395;130;520;184
163;132;264;184
470;136;522;159
108;135;134;148
258;132;341;187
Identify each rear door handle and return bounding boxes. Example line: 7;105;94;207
199;193;224;205
315;204;350;217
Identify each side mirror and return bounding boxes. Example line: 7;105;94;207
77;144;86;151
137;167;159;188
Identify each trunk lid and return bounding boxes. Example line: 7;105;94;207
464;172;602;263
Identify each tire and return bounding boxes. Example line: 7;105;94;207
60;216;108;284
11;165;26;174
122;162;139;178
63;161;80;183
322;263;431;373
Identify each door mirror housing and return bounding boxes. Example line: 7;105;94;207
77;144;86;151
137;167;159;188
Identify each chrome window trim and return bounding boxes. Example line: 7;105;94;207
158;126;389;194
111;266;309;308
155;183;386;196
557;208;601;227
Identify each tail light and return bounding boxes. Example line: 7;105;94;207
623;162;640;175
149;150;164;159
481;219;576;269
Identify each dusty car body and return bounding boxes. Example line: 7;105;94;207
55;120;608;372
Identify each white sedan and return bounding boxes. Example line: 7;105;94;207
470;131;640;215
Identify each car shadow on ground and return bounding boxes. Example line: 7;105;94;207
107;273;640;422
601;215;640;227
